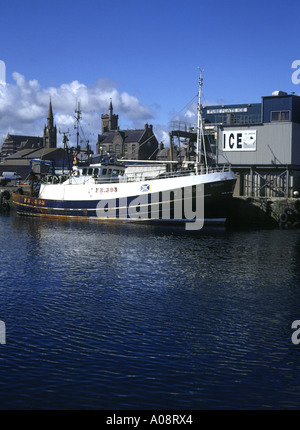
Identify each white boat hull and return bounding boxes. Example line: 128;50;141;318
12;170;236;229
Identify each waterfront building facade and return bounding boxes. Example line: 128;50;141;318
201;92;300;197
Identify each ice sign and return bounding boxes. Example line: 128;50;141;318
0;60;6;85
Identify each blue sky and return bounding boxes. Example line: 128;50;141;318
0;0;300;149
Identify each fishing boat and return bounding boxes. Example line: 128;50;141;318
12;72;236;230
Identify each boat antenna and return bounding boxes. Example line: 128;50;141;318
196;68;208;174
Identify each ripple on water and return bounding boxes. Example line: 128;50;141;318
1;217;300;409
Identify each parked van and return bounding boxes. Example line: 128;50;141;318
2;172;21;180
0;172;21;186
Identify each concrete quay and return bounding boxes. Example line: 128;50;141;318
0;186;18;213
226;196;300;229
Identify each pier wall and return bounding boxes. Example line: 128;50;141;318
0;187;17;213
226;196;300;229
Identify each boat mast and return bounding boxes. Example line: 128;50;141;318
75;100;81;153
196;68;208;174
59;129;70;174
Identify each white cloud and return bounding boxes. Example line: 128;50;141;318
159;129;170;144
0;72;155;150
184;109;196;119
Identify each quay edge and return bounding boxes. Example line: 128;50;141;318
226;196;300;229
0;186;19;213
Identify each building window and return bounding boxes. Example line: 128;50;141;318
115;144;121;154
271;110;290;122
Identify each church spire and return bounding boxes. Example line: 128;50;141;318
109;99;113;130
47;98;54;128
43;98;57;148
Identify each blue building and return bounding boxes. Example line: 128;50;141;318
262;92;300;124
203;91;300;197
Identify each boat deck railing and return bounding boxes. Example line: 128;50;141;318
41;165;232;186
95;165;231;184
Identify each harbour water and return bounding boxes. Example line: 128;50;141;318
0;213;300;410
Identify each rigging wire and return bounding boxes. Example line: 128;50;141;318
169;93;198;121
153;93;198;145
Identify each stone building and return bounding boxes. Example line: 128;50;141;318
1;134;43;157
96;101;159;160
1;100;57;158
0;100;61;178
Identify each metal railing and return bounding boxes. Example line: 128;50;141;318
40;164;232;187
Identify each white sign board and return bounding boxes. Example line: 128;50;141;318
208;107;247;114
223;130;256;151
